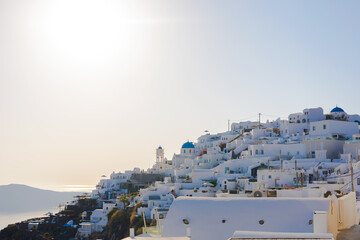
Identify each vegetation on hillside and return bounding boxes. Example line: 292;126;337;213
89;202;145;240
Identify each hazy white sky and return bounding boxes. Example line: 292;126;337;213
1;0;360;189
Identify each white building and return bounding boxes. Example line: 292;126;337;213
309;120;359;139
231;121;259;134
136;178;175;219
257;169;298;188
161;193;358;240
195;146;230;169
77;202;116;237
343;134;360;161
288;107;325;124
248;143;306;159
304;138;344;159
172;141;196;169
280;121;309;138
93;170;134;196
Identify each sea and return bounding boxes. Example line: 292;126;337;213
0;185;95;230
0;209;59;230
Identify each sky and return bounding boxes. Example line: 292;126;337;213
0;0;360;190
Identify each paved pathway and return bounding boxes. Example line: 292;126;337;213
337;225;360;240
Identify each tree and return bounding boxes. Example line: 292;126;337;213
119;194;129;206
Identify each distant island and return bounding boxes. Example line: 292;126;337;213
0;184;82;231
0;185;96;239
0;184;81;215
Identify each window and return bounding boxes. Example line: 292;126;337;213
323;124;326;130
357;178;360;185
312;126;316;131
255;150;258;155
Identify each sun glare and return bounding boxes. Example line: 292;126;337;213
29;1;157;72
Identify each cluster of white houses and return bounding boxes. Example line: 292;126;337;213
79;106;360;239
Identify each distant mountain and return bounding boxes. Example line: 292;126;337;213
0;184;81;214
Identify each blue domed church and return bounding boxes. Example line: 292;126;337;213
181;141;195;155
171;141;196;169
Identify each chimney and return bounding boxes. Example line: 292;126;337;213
313;211;327;233
186;227;191;239
130;228;135;238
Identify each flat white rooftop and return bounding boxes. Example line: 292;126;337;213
122;233;190;240
230;231;334;239
162;197;330;240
